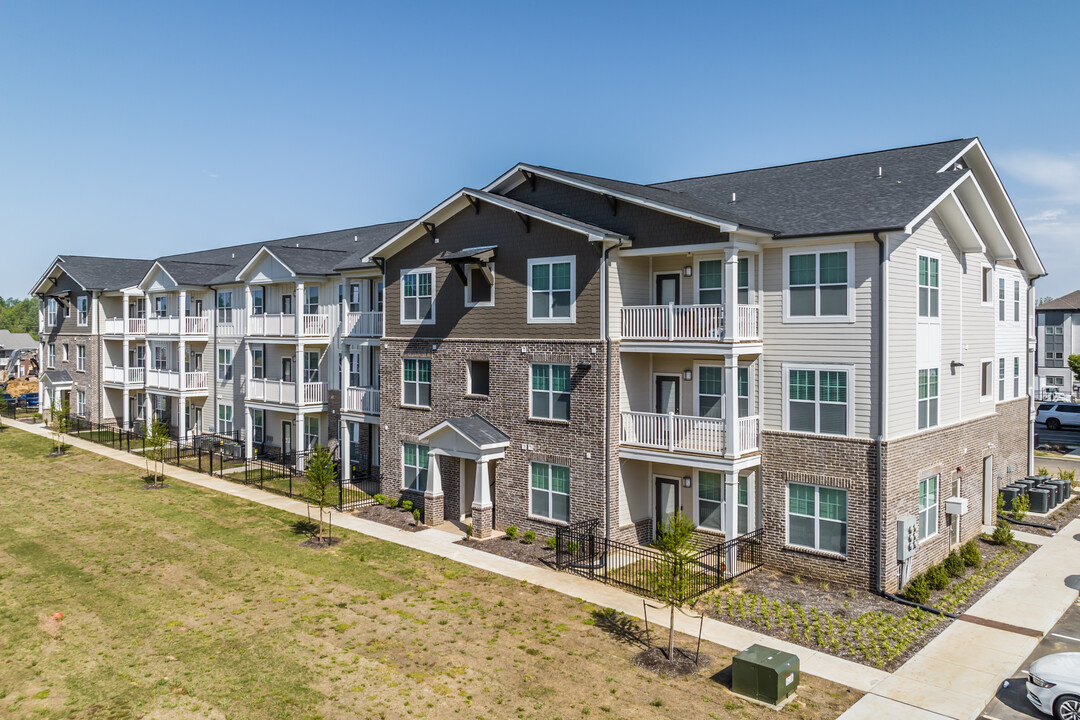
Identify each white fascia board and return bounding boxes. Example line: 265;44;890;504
29;258;68;296
137;261;179;291
904;170;973;234
954;175;1013;259
934;193;986;255
362;192;472;263
936;139;980;173
234;246;296;282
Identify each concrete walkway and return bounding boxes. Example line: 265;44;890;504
7;420;887;694
839;519;1080;720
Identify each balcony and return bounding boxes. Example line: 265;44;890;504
144;315;210;337
620;411;761;457
104;318;146;335
343;386;379;414
620;304;760;342
246;378;326;405
103;365;145;385
344;311;383;338
246;313;331;338
145;369;209;392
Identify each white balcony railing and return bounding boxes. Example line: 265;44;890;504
104;318;147;335
302;313;331;336
146;316;181;335
620;411;726;455
343;386;380;414
185;371;209;390
246;379;326;405
185;316;210;335
129;318;146;334
246;313;331;338
620;303;761;342
344;311;383;338
144;369;208;392
103;366;145;384
737;415;761;454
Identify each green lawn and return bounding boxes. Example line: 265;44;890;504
0;428;858;719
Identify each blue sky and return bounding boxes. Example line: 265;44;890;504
1;1;1078;299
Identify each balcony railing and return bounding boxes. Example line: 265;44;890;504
344;311;383;338
146;316;181;335
104;318;147;335
343;386;380;414
738;415;761;454
103;365;145;384
185;316;210;335
620;411;726;455
186;371;209;390
246;378;326;405
246;313;332;337
145;369;208;392
620;304;760;342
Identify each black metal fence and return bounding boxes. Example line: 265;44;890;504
0;401;41;423
555;519;763;603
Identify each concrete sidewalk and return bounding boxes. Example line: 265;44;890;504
839;520;1080;720
7;420;888;694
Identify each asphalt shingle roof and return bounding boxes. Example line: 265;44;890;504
52;256;155;291
442;415;510;447
0;330;36;350
1037;291;1080;312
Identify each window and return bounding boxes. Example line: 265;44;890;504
697;471;723;531
47;298;57;326
376;282;384;313
528;256;574;323
62;344;68;362
76;390;86;417
251;409;264;443
153;345;168;371
401;268;434;324
999;358;1006;401
786;249;849;319
738;367;750;418
217;291;233;324
1014;356;1021;397
47;343;55;368
76;344;86;372
738;475;749;535
981;361;993;398
698;366;723;418
154;296;168;318
304;350;319;383
918;255;939;318
402;358;431;407
468;360;490;396
998;278;1006;322
465;265;494;306
919;475;938;541
403;442;429;492
252;345;264;379
217;404;233;433
1013;281;1021;323
77;296;88;326
698;260;724;304
304;416;319;451
787;483;847;555
531;363;570;421
304;286;319;315
530;461;569;523
218;348;233;382
348;351;362;388
918;369;938;430
786;366;849;435
738;257;750;305
251;287;264;315
347;421;362;466
982;266;992;303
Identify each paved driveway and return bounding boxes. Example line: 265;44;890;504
1034;421;1080;447
980;600;1080;720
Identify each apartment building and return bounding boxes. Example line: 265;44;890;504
1035;291;1080;398
30;138;1042;591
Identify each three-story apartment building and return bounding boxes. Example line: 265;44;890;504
1035;291;1080;398
31;139;1042;592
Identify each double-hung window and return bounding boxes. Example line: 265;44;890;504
303;350;319;383
999;358;1006;401
402;358;431;407
787;483;847;555
77;296;88;326
1014;356;1021;397
217;404;233;433
697;471;723;531
47;298;57;326
304;416;319;451
698;260;724;304
1013;281;1021;323
738;367;750;417
737;257;750;304
528;256;574;322
998;278;1006;322
217;291;233;324
153;345;168;371
786;249;850;319
76;344;86;372
304;286;319;315
251;408;264;443
251;287;264;315
737;475;749;534
531;363;570;421
786;366;849;435
47;343;56;368
530;461;569;523
919;475;938;540
918;255;939;318
918;368;939;430
251;345;264;379
403;442;429;492
401;269;434;324
218;348;233;382
698;366;723;418
76;390;86;417
154;296;168;318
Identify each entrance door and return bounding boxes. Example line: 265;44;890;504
982;455;994;526
282;420;293;457
655;376;680;414
655;478;678;536
656;273;680;305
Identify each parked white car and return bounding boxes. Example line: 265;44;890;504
1027;652;1080;719
1036;403;1080;431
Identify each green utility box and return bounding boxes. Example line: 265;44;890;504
731;644;800;705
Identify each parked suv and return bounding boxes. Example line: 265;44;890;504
1036;403;1080;430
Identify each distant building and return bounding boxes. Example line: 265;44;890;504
4;347;38;380
0;330;36;371
1035;291;1080;398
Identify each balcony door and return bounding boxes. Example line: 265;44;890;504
654;375;680;415
655;477;678;537
655;273;680;306
282;420;293;457
281;357;293;383
282;294;294;315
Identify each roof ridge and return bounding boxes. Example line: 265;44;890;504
647;138;975;187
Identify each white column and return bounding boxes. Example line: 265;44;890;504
341;344;350;403
426;451;443;498
178;339;187;393
473;458;491;508
180;398;188;440
122;389;130;430
295;409;305;471
245;406;254;459
143;393;152;429
724;472;740;573
296;341;305;402
122;338;129;376
723;248;739;341
724;353;740;457
122;292;130;330
179;289;187;325
295;281;305;337
340;419;351;481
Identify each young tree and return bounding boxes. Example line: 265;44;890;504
1068;354;1080;386
650;511;699;660
50;394;70;455
304;445;337;541
146;420;170;485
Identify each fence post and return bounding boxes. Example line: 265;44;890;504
587;532;596;581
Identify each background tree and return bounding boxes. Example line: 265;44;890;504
1037;296;1055;307
303;445;336;541
649;511;699;660
1068;354;1080;386
0;297;39;340
50;394;70;454
146;420;170;484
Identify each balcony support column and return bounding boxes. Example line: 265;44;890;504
179;338;187;394
724;353;740;458
122;388;130;431
122;292;130;334
341;344;350;406
340;418;351;481
296;340;305;405
179;289;187;331
143;392;152;431
179;397;188;441
723;248;739;342
245;406;254;459
295;281;305;337
295;408;306;472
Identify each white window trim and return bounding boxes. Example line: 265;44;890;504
1014;356;1021;398
526;255;576;325
47;298;57;326
782;243;855;324
400;267;436;326
781;362;855;437
402;441;429;492
62;344;69;363
528;460;571;524
919;475;939;542
466;359;490;397
980;263;993;306
218;348;233;382
785;482;848;556
76;296;89;327
217;403;233;433
1013;280;1021;325
464;263;495;308
47;343;56;368
76;345;86;372
529;362;571;422
693;469;724;535
251;408;264;443
917;366;939;431
916;250;941;323
401;357;431;408
694;254;725;306
76;390;86;417
980;357;995;403
692;360;723;418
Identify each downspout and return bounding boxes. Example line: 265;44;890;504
602;238;625;541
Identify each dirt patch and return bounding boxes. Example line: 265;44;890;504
298;536;343;550
730;568;902;619
350;503;425;532
456;535;555;566
1015;494;1080;536
142;483;169;490
632;646;712;678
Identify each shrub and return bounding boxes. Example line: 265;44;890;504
413;508;421;524
943;552;965;578
402;500;414;512
387;497;398;509
545;536;557;550
902;575;930;604
1012;493;1030;521
961;539;982;567
1037;466;1050;476
996;491;1006;516
1058;468;1076;485
523;530;536;544
373;494;386;505
504;525;519;540
465;523;473;539
925;565;949;591
992;518;1013;545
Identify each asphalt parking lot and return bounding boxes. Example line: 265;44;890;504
1034;421;1080;447
980;599;1080;720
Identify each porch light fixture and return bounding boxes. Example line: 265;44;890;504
682;476;692;488
683;370;692;381
684;266;693;277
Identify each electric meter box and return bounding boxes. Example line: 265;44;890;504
897;515;918;562
732;644;800;705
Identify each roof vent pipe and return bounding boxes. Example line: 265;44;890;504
730;192;736;204
878;166;883;178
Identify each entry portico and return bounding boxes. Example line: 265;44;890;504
418;414;509;538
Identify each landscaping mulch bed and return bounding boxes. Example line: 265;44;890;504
350;503;425;532
455;534;556;566
299;536;343;550
631;646;712;678
1013;494;1080;536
